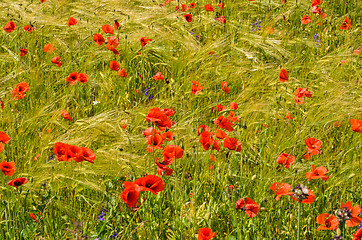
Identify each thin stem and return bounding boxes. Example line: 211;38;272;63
341;220;345;239
297;201;302;240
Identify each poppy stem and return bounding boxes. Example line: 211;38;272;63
341;220;345;239
297;201;301;240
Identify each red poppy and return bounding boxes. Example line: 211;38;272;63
54;142;71;162
184;14;193;22
161;131;174;141
40;0;46;2
230;102;238;110
0;100;4;109
291;189;315;203
146;132;164;152
295;87;312;104
67;145;83;162
4;21;16;33
30;213;37;222
0;131;11;144
312;0;323;6
279;69;288;82
118;68;127;77
221;81;230;93
66;72;78;85
93;33;105;46
181;4;189;11
191;81;203;95
80;147;96;164
78;73;88;83
51;56;62;67
204;4;214;11
102;24;114;34
161;108;176;116
340;17;351;30
305;137;322;156
61;110;72;121
277;153;295;169
106;36;119;51
134;175;165;195
211;104;227;112
163;145;184;165
114;20;120;30
33;154;41;161
145;108;172;130
350;119;362;133
333;121;341;127
121;124;127;129
19;48;28;57
312;6;321;14
164;0;172;5
43;43;54;53
199;130;213;150
218;2;225;9
228;111;240;123
235;197;259;218
153;72;164;81
316;214;338;230
0;143;4;153
190;2;196;8
354;47;361;54
12;82;29;100
223;137;242;152
68;17;78;27
120;182;141;208
0;161;16;176
301;15;311;24
110;61;120;71
270;182;292;200
286;112;293;120
214;115;234;132
155;158;173;176
306;165;329;181
198;228;216;240
353;228;362;240
216;16;226;24
24;25;34;33
215;129;228;139
340;202;362;227
8;177;27;187
140;37;152;47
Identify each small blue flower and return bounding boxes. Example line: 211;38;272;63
147;95;154;101
111;232;119;238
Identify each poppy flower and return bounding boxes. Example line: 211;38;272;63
215;16;226;24
164;0;172;5
163;145;184;165
277;153;295;169
68;17;78;27
110;61;120;71
155;158;173;176
191;81;203;95
235;197;259;218
0;143;3;153
78;73;88;83
12;82;29;100
301;15;311;25
295;87;312;104
286;112;293;119
134;175;165;195
204;4;214;11
114;20;120;30
337;202;362;227
184;14;192;22
54;142;71;162
305;137;322;156
221;81;230;93
350;119;362;133
0;132;11;144
230;102;238;110
312;0;323;6
67;145;83;162
354;47;361;54
198;125;210;136
215;129;228;139
19;48;28;57
223;137;242;152
291;185;315;203
333;121;341;127
61;110;72;121
8;177;27;187
228;111;240;123
218;2;225;9
306;165;329;181
30;213;38;222
353;228;362;240
43;44;54;53
161;131;174;141
93;33;105;46
316;214;339;231
312;6;321;14
153;72;164;81
120;182;141;208
80;147;96;164
0;100;4;109
24;24;34;33
181;4;189;11
270;182;292;201
340;17;351;30
161;108;176;116
118;69;127;77
146;132;164;152
33;154;41;161
51;56;62;67
214;115;234;132
211;104;227;112
66;72;78;85
0;161;16;176
102;24;114;34
190;2;196;8
140;37;152;47
200;130;213;150
146;108;172;130
279;69;288;82
40;0;46;2
198;228;216;240
4;21;16;33
106;36;119;51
